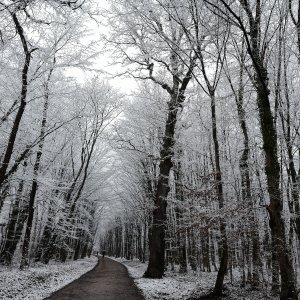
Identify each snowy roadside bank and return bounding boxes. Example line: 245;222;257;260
0;256;98;300
110;257;277;300
110;257;203;300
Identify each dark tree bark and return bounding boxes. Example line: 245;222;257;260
143;120;172;277
73;231;82;261
20;66;52;269
238;1;296;298
0;13;34;209
210;92;228;296
0;164;27;265
202;1;297;297
144;55;196;278
280;47;300;245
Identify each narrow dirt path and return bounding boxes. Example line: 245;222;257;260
45;257;144;300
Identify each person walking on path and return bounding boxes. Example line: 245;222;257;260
102;250;106;258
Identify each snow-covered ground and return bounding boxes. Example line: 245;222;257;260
0;256;98;300
111;257;277;300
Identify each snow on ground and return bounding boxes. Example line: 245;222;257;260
0;256;98;300
111;257;277;300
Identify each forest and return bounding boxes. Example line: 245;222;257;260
0;0;300;299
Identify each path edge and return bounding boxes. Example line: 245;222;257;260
43;257;100;300
107;257;145;300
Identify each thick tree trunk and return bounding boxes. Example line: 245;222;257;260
231;1;298;296
144;52;195;278
144;94;178;278
254;52;296;300
81;241;88;259
0;14;32;209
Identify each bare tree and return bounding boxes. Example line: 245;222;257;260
203;1;297;298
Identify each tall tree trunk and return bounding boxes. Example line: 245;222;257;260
281;48;300;243
144;54;195;278
243;7;297;297
210;92;229;296
209;1;298;297
227;49;262;287
193;18;228;291
20;71;51;269
0;13;33;209
255;41;296;300
144;100;175;278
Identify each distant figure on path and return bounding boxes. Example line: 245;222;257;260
102;250;106;258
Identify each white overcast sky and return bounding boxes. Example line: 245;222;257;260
65;0;137;93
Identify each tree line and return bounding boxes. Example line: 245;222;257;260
1;1;300;299
0;0;121;269
100;1;300;299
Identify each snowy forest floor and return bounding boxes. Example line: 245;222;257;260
0;256;98;300
111;257;279;300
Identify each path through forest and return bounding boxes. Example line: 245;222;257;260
45;257;144;300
